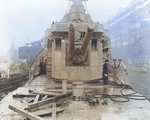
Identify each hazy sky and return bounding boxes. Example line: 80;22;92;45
0;0;132;56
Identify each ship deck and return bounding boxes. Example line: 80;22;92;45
0;75;150;120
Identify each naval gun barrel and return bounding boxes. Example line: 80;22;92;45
80;20;95;51
68;22;76;51
66;20;95;65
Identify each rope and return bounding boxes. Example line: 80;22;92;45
85;83;148;103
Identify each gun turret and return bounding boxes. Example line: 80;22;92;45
48;1;109;83
66;19;95;65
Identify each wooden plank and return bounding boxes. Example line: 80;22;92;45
28;92;72;112
46;84;72;89
56;95;73;105
29;102;55;112
52;103;56;120
62;80;67;94
42;95;48;100
34;95;40;103
46;89;72;93
9;105;45;120
72;85;114;89
13;94;36;98
29;90;61;97
31;96;73;111
32;107;63;116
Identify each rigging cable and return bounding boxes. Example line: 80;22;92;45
84;1;89;15
89;83;148;103
30;44;47;68
66;1;71;14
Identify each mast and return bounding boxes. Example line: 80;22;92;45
68;0;88;4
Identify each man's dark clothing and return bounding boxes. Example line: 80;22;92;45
39;62;43;75
43;62;46;75
103;63;108;85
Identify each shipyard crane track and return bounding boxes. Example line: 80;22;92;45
0;72;29;93
0;73;22;84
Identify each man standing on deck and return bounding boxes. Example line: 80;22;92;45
43;58;46;75
118;59;127;84
103;60;109;85
112;59;119;84
39;57;44;75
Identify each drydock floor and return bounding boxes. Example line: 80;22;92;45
0;75;150;120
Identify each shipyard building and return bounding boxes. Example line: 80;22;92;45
105;0;150;68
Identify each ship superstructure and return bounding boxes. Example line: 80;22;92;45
41;0;112;83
